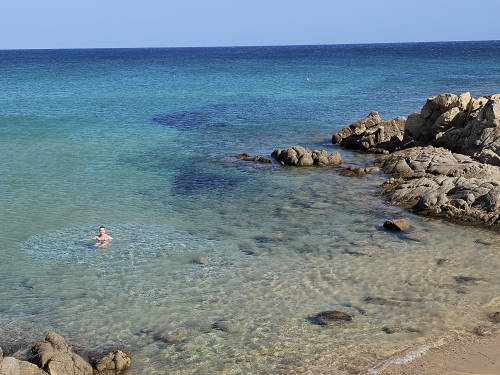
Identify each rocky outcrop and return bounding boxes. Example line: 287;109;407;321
437;94;500;165
380;148;500;226
330;91;500;228
333;92;500;166
0;332;130;375
272;146;341;167
332;112;409;153
380;146;500;180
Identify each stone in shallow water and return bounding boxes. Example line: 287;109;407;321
454;276;482;285
211;319;243;333
234;153;273;164
473;325;496;337
153;328;189;344
489;311;500;323
93;350;131;375
307;311;352;326
363;296;400;306
383;219;413;232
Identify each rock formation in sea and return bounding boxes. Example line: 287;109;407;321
272;145;342;166
332;93;500;227
0;332;131;375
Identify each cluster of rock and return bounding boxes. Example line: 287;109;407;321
0;332;130;375
271;146;342;167
332;111;409;153
332;93;500;227
333;93;500;164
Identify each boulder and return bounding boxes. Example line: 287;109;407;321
332;112;410;152
93;350;131;375
0;356;48;375
272;146;341;167
383;219;412;232
25;332;93;375
437;95;500;165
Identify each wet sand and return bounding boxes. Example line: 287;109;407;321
379;332;500;375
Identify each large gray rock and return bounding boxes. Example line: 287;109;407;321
332;112;410;152
380;146;500;180
0;356;47;375
20;332;94;375
272;146;341;167
334;92;500;167
380;148;500;226
93;350;131;375
437;94;500;166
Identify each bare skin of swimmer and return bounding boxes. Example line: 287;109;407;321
91;226;113;242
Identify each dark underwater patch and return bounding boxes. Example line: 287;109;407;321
171;167;244;195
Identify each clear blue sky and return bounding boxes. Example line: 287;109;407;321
2;0;500;49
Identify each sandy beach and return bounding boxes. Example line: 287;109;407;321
380;332;500;375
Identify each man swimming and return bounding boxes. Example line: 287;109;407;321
91;226;113;243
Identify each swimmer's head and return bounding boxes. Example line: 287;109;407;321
98;226;106;235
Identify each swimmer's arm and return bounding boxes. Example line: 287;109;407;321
80;236;98;241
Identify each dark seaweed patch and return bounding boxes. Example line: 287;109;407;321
171;168;243;195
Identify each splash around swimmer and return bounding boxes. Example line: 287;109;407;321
82;225;114;248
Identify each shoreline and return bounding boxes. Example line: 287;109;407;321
376;331;500;375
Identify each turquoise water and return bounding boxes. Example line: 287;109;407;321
1;42;500;374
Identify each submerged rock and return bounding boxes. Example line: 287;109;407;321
272;146;341;167
153;327;189;344
340;165;380;177
473;325;496;337
383;219;413;232
234;153;273;164
488;311;500;323
211;319;243;333
454;276;482;285
307;311;352;326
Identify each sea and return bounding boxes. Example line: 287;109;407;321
1;41;500;374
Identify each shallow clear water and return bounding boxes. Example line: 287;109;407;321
1;42;500;374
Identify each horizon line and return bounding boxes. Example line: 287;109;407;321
1;38;499;52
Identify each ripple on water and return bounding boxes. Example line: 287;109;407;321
19;224;234;272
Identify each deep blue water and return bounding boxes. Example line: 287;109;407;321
1;41;500;375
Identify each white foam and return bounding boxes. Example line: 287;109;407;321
366;345;430;374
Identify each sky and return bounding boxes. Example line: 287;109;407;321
1;0;500;49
